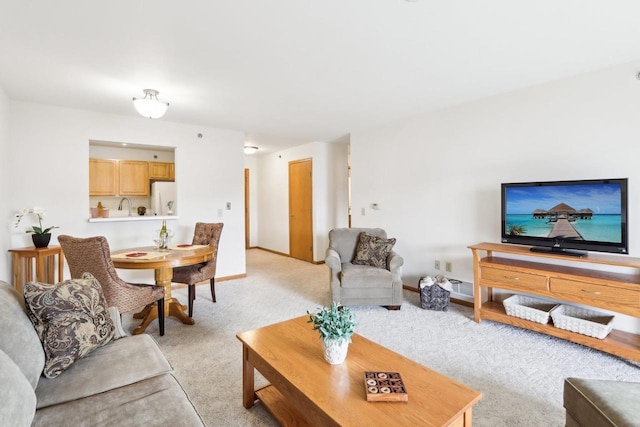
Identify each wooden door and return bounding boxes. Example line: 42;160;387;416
244;168;250;249
289;159;313;262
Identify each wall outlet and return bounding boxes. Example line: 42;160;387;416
434;260;441;270
445;261;452;272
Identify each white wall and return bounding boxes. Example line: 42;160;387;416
89;144;175;162
351;60;640;332
255;141;349;261
326;140;350;230
0;87;10;280
4;101;246;283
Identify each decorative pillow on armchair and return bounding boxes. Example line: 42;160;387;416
23;273;115;378
352;232;396;269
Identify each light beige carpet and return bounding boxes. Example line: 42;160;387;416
124;249;640;427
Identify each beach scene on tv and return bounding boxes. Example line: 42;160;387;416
505;183;623;243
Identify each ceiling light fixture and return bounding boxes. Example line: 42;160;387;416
243;145;259;155
132;89;170;119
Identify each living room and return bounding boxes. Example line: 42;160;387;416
248;61;640;337
2;2;640;425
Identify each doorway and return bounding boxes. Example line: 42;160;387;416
244;168;250;249
289;159;313;262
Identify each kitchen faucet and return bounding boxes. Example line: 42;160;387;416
118;197;132;216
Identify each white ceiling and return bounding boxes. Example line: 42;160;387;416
2;0;640;152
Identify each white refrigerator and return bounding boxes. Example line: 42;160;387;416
151;182;177;216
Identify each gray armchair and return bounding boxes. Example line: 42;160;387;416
326;228;404;309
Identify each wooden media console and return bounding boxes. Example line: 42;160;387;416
469;242;640;362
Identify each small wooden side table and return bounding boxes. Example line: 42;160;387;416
8;246;64;293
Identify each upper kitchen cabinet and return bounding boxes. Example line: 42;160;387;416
89;158;118;196
89;141;176;202
118;160;150;196
149;161;175;181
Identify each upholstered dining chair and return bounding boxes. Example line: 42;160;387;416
326;228;404;309
172;222;223;317
58;235;165;336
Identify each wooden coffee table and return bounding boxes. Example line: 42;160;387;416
237;316;482;426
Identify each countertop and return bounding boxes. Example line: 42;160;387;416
88;215;179;223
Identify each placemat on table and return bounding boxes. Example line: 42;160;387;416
111;251;167;260
169;244;209;251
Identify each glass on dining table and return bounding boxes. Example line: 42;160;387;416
154;228;174;250
153;231;161;250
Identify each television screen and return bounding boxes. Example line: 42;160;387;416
501;178;628;256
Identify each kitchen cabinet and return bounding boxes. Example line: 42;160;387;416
89;158;118;196
118;160;149;196
149;162;175;181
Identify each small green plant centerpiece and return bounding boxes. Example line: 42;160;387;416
307;302;357;365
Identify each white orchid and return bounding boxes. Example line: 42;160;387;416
14;207;59;234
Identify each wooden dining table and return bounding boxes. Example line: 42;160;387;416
111;244;213;334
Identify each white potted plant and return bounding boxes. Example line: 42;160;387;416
307;302;357;365
14;207;59;248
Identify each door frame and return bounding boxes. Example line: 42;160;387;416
244;168;250;249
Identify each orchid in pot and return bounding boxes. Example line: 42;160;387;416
14;207;59;248
307;302;357;364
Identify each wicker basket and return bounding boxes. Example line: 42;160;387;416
419;278;450;311
503;295;558;324
420;285;450;311
550;304;614;339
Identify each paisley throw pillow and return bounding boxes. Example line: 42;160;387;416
352;232;396;269
23;273;115;378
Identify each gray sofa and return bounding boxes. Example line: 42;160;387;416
564;377;640;427
326;227;403;308
0;280;205;427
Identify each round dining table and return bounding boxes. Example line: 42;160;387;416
111;245;213;334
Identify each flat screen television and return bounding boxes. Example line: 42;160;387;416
501;178;628;256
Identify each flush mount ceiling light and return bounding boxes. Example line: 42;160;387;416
132;89;170;119
243;145;259;155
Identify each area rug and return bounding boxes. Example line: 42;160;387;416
123;249;640;427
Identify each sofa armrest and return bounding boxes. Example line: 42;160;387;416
387;251;404;272
325;248;342;272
